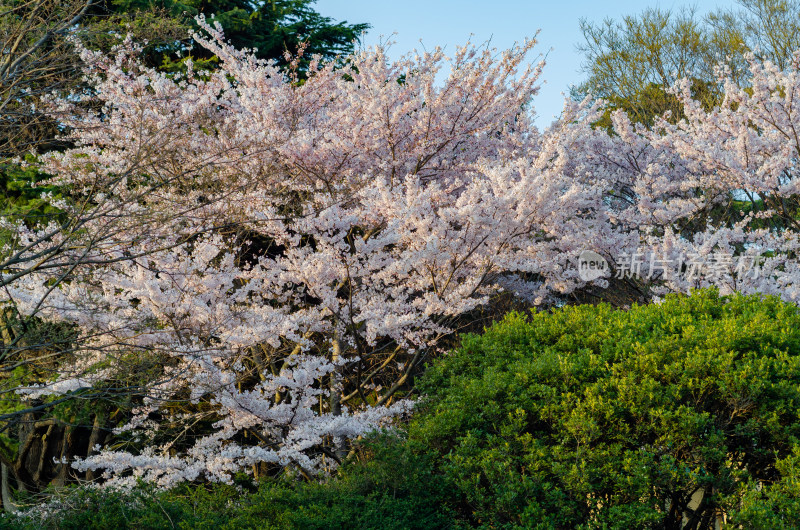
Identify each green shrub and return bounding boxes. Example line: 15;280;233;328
410;289;800;528
3;435;453;530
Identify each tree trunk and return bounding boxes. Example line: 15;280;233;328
1;463;17;513
330;335;346;462
84;411;107;482
52;425;75;487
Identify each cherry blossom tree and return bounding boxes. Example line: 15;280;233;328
2;18;616;487
593;52;800;301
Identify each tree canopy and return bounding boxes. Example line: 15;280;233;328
104;0;369;71
575;0;800;128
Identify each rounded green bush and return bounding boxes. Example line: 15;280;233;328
410;289;800;528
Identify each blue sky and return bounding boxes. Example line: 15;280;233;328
316;0;741;126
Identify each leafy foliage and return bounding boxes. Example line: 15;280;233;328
575;0;800;128
0;158;61;220
405;289;800;528
104;0;369;72
4;436;452;529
